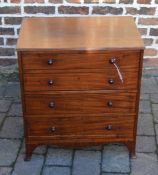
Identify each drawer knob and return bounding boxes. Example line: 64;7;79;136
50;126;56;132
108;79;114;84
107;101;113;107
106;124;113;130
48;59;54;65
109;58;116;64
49;102;55;108
48;80;54;86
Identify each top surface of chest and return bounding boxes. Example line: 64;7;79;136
17;16;144;51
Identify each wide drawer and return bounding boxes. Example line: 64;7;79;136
23;69;138;91
25;93;136;114
22;51;140;70
26;115;134;138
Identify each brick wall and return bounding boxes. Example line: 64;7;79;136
0;0;158;65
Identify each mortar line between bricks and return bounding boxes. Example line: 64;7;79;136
10;138;24;175
150;94;158;160
70;149;75;175
129;146;132;174
136;151;158;153
40;146;48;175
103;173;130;174
4;98;14;116
44;164;73;168
99;145;103;175
5;116;22;117
3;115;21;118
0;137;23;140
5;99;13;112
140;93;158;94
0;165;13;168
143;75;158;78
136;134;156;137
0;97;17;100
103;172;131;175
102;170;130;174
0;114;7;132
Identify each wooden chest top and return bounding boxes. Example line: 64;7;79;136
17;16;144;51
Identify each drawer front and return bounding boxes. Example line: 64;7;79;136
26;115;134;138
24;69;138;91
22;51;140;70
25;93;136;114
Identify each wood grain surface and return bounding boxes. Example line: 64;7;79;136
23;69;138;91
26;115;134;137
17;16;144;51
22;51;140;70
25;93;136;114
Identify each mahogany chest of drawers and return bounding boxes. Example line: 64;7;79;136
17;16;144;160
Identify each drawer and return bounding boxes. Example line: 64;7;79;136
22;51;140;70
26;115;134;138
25;93;136;114
23;69;138;91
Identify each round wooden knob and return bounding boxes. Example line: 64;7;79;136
106;124;112;130
108;79;114;84
107;101;113;107
48;59;54;65
109;58;116;64
49;102;55;108
48;80;54;86
51;126;56;132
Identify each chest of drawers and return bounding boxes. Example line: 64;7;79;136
17;16;144;160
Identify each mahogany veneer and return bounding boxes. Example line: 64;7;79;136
17;16;144;160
